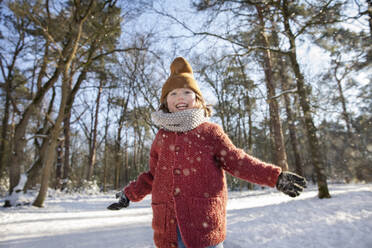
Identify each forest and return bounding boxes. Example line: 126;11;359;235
0;0;371;207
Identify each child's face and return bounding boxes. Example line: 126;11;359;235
166;88;197;113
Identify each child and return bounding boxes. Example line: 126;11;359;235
108;57;306;248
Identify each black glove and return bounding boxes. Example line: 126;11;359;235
107;191;130;210
276;171;307;197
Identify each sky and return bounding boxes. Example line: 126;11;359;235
124;0;370;122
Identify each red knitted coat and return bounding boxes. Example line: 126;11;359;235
124;122;282;248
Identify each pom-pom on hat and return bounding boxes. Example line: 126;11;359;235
160;57;203;103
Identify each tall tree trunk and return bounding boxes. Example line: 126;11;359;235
367;0;372;38
33;69;72;207
123;131;129;186
256;5;288;170
86;81;103;180
23;86;56;192
247;104;253;153
60;74;73;191
331;58;354;179
114;126;122;189
0;22;25;180
235;56;253;153
113;91;131;189
337;79;352;136
102;95;111;192
237;97;243;147
23;136;49;192
33;8;89;206
284;94;304;176
8;0;96;196
282;0;331;198
33;134;59;207
103;130;109;192
61;63;91;190
23;143;46;192
62;103;72;191
133;129;138;174
114;110;126;189
103;145;108;192
8;47;70;194
333;61;353;138
277;58;304;176
55;140;64;189
0;80;11;179
9;124;27;194
33;85;68;206
246;97;254;190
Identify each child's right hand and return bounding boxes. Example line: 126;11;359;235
107;191;130;210
276;171;307;197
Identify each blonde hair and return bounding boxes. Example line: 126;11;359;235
159;91;212;117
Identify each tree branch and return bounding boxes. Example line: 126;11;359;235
268;88;297;101
152;7;289;55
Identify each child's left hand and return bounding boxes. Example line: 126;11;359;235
276;171;307;197
107;191;130;210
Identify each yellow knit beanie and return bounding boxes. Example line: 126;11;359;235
160;57;203;103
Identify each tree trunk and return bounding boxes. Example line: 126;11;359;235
86;81;103;180
334;67;352;138
102;98;111;192
62;105;71;191
133;129;138;174
32;135;59;207
9;126;27;194
55;141;64;189
284;93;304;176
23;86;56;192
0;22;26;180
8;51;68;194
247;104;253;153
282;0;331;198
33;9;89;206
113;91;131;189
0;81;11;179
61;63;93;190
33;76;69;206
367;0;372;38
123;130;129;186
114;128;122;189
256;5;288;171
23;135;49;192
33;74;71;207
278;59;304;176
103;137;109;192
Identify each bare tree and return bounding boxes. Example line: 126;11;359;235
0;11;29;180
86;77;104;181
255;4;288;170
277;57;304;176
279;0;332;198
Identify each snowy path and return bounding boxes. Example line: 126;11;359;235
1;184;372;248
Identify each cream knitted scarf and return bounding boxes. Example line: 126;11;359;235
151;108;208;132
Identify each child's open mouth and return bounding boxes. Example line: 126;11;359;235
176;103;188;110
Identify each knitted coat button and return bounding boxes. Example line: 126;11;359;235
174;187;180;196
173;168;181;175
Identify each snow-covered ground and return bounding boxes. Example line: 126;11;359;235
1;183;372;248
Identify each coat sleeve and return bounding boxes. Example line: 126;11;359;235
212;124;281;187
124;132;159;202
